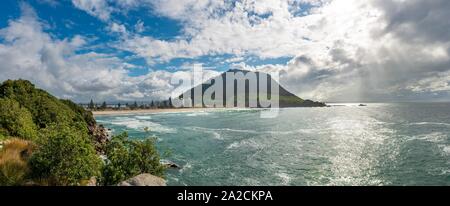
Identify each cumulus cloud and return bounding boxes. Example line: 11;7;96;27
0;3;216;102
119;0;319;64
71;0;112;21
199;0;450;102
2;0;450;102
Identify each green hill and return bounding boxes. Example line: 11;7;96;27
0;80;95;133
0;79;164;186
0;80;102;185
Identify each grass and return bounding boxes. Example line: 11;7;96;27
0;138;34;186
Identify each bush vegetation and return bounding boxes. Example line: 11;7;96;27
0;98;37;140
28;125;102;186
0;80;165;186
100;132;165;185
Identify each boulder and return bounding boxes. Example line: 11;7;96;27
86;177;97;186
164;162;181;169
118;174;166;186
88;124;110;154
161;160;181;169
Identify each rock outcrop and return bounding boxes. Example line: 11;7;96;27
161;160;181;169
118;174;166;186
88;124;110;155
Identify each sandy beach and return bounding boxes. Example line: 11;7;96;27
92;108;217;116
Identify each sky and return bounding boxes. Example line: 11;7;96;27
0;0;449;103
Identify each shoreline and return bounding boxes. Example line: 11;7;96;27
91;106;334;116
92;108;217;116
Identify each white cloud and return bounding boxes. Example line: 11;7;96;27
119;0;316;63
109;22;128;36
134;20;145;33
3;0;450;102
72;0;112;21
0;3;205;102
202;0;450;102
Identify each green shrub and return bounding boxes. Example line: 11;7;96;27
100;132;165;185
0;80;89;133
0;133;5;141
60;99;96;127
0;98;38;140
29;125;102;186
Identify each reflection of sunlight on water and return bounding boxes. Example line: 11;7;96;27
326;111;394;185
97;104;450;186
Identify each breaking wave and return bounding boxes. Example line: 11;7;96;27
109;116;176;133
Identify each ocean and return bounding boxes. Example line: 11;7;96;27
95;103;450;186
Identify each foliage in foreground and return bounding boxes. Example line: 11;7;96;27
0;80;166;186
101;132;165;186
28;125;102;186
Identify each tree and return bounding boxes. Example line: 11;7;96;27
117;103;121;109
0;80;91;132
168;97;173;108
29;125;102;186
101;101;107;110
100;132;165;186
60;99;96;127
88;99;95;110
0;98;37;140
150;101;154;108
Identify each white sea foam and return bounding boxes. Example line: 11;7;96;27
442;146;450;155
215;128;259;133
226;142;240;149
179;162;192;174
189;126;260;134
226;139;262;150
414;132;447;143
186;112;211;117
186;127;223;140
409;122;450;127
135;115;152;120
109;117;176;133
95;119;107;123
189;126;322;137
276;172;291;185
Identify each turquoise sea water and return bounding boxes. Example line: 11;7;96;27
95;103;450;186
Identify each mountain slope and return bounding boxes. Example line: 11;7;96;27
178;69;326;108
0;80;95;132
